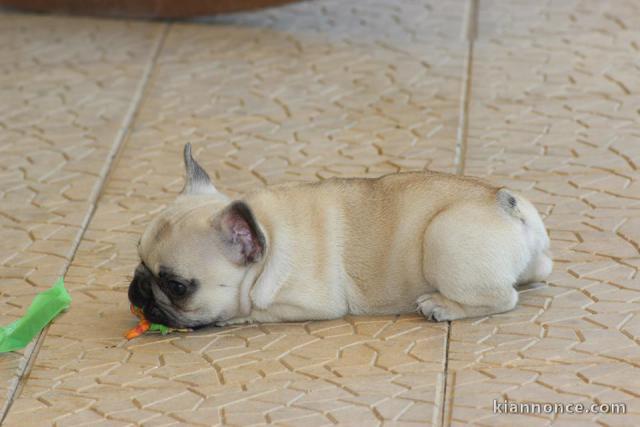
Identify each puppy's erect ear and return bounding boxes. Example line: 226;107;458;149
181;143;217;196
215;201;266;265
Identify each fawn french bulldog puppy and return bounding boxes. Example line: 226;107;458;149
128;144;552;328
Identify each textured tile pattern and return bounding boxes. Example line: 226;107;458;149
2;0;465;425
0;13;162;412
445;1;640;425
1;0;640;425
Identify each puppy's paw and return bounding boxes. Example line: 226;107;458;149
215;316;255;327
416;293;465;322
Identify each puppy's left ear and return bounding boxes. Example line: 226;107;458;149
181;143;218;196
215;201;266;265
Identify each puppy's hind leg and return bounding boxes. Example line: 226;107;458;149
418;199;530;322
417;287;518;322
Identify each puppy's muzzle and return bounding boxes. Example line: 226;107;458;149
128;262;153;306
127;276;174;326
127;264;180;326
128;276;150;309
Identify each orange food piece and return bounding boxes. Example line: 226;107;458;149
124;304;188;339
125;319;150;340
125;305;150;340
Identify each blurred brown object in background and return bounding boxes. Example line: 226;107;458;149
0;0;303;18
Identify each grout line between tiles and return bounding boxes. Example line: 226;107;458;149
90;24;170;205
439;1;478;426
436;323;453;427
0;23;170;425
454;0;478;176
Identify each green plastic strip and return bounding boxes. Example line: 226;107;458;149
0;277;72;353
149;323;171;335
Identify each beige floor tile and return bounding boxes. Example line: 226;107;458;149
445;0;640;425
0;12;163;415
9;1;638;425
2;0;466;425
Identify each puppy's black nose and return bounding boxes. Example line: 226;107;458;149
128;262;156;307
128;272;152;308
144;303;172;326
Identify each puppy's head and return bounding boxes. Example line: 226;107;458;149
128;144;266;328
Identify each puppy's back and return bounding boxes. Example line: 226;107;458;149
246;171;502;314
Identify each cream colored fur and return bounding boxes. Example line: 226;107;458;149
135;145;552;327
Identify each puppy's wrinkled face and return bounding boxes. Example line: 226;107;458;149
128;144;266;328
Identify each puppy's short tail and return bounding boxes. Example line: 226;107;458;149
496;188;525;222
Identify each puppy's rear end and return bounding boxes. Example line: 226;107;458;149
418;186;551;321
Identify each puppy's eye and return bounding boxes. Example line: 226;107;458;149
169;281;187;297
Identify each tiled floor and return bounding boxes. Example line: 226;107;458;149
1;0;638;425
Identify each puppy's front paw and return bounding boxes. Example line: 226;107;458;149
215;316;255;327
416;293;464;322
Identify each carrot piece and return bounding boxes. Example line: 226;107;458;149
125;305;151;339
125;318;150;340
